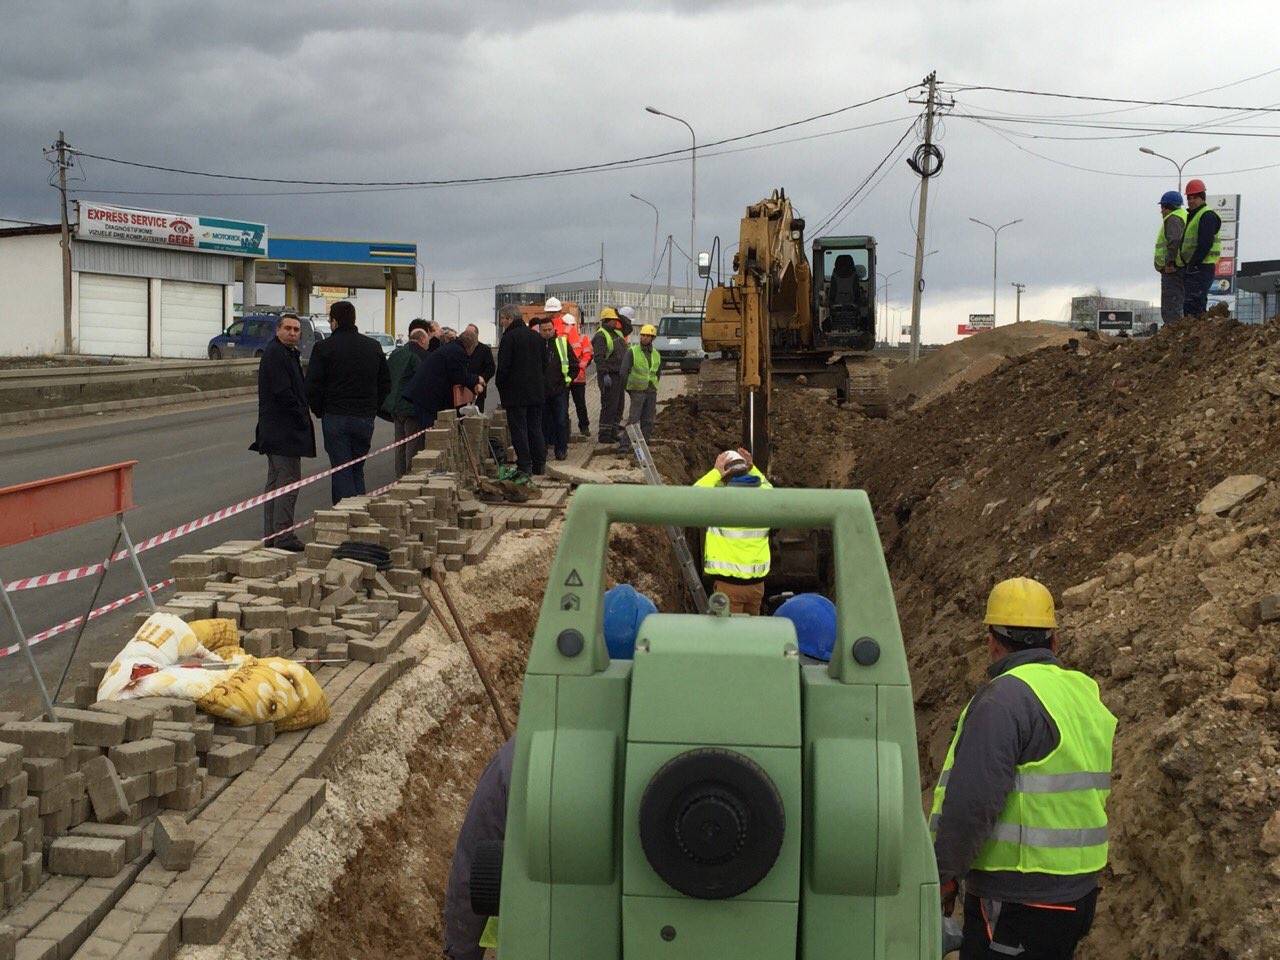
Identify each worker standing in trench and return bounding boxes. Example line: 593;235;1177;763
930;577;1117;960
693;449;772;615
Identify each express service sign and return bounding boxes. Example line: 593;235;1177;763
75;202;267;258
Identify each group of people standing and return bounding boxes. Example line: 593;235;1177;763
1154;177;1224;322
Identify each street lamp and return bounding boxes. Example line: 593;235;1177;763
629;194;660;273
968;217;1022;323
877;269;902;345
1138;145;1220;189
645;105;696;299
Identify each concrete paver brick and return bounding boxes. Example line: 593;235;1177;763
117;933;170;960
0;724;72;760
26;909;91;957
204;743;255;779
70;825;142;863
46;711;124;750
85;706;152;742
146;732;194;765
0;840;22;879
14;938;56;960
21;760;63;793
105;741;174;779
21;853;40;893
0;810;16;846
152;816;194;872
0;775;27;809
0;744;22;783
150;767;177;798
48;838;125;878
119;776;149;806
128;699;195;724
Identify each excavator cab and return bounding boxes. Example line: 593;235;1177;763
813;236;877;352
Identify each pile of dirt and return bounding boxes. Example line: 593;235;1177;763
651;317;1280;958
889;320;1087;409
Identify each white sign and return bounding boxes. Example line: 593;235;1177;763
1204;194;1241;316
76;202;268;258
1207;193;1239;223
967;313;995;330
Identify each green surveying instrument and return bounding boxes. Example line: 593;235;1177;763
475;485;942;958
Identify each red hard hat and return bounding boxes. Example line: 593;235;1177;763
1185;178;1207;196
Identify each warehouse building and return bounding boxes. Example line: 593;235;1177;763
0;201;266;358
495;279;691;330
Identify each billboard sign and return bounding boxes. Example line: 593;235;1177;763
76;202;267;258
1098;310;1133;332
314;285;356;300
968;313;994;330
1205;194;1241;315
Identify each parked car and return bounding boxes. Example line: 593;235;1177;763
208;314;321;361
653;313;708;372
367;331;396;356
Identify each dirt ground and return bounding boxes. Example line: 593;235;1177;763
190;316;1280;959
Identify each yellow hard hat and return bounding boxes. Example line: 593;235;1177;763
984;577;1057;629
640;324;658;336
599;307;619;321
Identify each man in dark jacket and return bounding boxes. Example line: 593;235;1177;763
444;738;514;960
249;312;314;550
304;300;390;504
931;578;1116;960
1180;178;1222;318
537;315;578;461
403;329;486;429
592;307;626;443
495;304;546;476
383;322;430;477
463;324;496;412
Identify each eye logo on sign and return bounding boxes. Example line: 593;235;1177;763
171;219;193;235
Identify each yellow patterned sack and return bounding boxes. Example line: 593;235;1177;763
97;613;329;730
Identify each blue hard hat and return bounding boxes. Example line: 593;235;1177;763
1159;190;1183;208
774;593;837;662
603;584;657;660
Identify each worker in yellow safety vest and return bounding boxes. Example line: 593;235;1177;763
615;323;662;454
931;577;1116;960
1153;190;1187;326
693;449;773;615
592;307;626;443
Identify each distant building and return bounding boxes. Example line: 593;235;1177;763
495;279;690;331
1069;295;1160;335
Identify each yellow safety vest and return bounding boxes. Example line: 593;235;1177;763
1154;207;1187;269
1180;204;1222;266
554;336;571;385
598;327;620;358
625;345;660;392
930;662;1116;876
693;467;772;580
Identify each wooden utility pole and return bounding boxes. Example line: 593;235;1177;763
55;132;73;354
597;242;605;322
666;234;673;309
1012;282;1026;323
908;74;939;364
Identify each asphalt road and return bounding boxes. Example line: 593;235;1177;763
0;397;397;716
0;368;691;718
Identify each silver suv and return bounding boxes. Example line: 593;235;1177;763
654;313;707;372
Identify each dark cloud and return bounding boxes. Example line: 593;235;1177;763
2;1;1276;339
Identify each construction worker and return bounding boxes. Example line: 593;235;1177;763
591;307;626;444
693;449;772;615
615;323;661;454
618;305;637;341
931;577;1116;960
1154;190;1187;325
537;315;578;461
1180;178;1221;318
561;313;593;438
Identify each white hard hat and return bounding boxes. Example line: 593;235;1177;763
561;314;576;325
543;297;563;313
619;306;636;321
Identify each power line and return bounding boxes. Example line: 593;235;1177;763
438;258;602;294
66;86;913;188
939;82;1280;114
951;113;1280;139
811;119;919;237
68;115;918;201
0;216;52;226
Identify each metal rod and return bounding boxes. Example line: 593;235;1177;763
117;518;156;612
53;523;124;703
0;579;57;721
422;577;512;739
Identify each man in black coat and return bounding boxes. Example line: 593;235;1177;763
249;312;314;550
304;300;390;504
537;315;579;462
463;324;496;412
494;304;547;476
403;329;486;428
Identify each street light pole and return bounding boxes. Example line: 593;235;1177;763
646;106;696;299
968;217;1022;323
877;269;902;345
1138;145;1221;189
629;194;660;274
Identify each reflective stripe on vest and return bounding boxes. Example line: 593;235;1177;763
554;336;571;385
930;662;1116;876
626;344;660;391
700;468;772;580
707;527;770;540
600;327;620;358
1180;205;1222;265
1154;207;1187;268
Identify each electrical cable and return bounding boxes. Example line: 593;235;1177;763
938;83;1280;114
950;113;1280;138
438;258;602;294
810;119;920;237
66;86;913;188
68;115;919;201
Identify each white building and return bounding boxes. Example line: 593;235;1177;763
0;202;267;358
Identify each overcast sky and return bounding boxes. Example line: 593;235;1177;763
2;0;1277;341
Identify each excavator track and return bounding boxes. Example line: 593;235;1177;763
843;356;889;419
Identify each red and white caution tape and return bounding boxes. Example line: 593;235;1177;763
4;425;431;592
9;462;420;653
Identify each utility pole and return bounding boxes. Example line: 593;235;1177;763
430;280;435;325
598;242;605;325
1012;282;1025;323
907;73;940;364
54;132;73;354
666;235;673;310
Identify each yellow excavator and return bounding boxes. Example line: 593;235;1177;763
700;189;887;470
